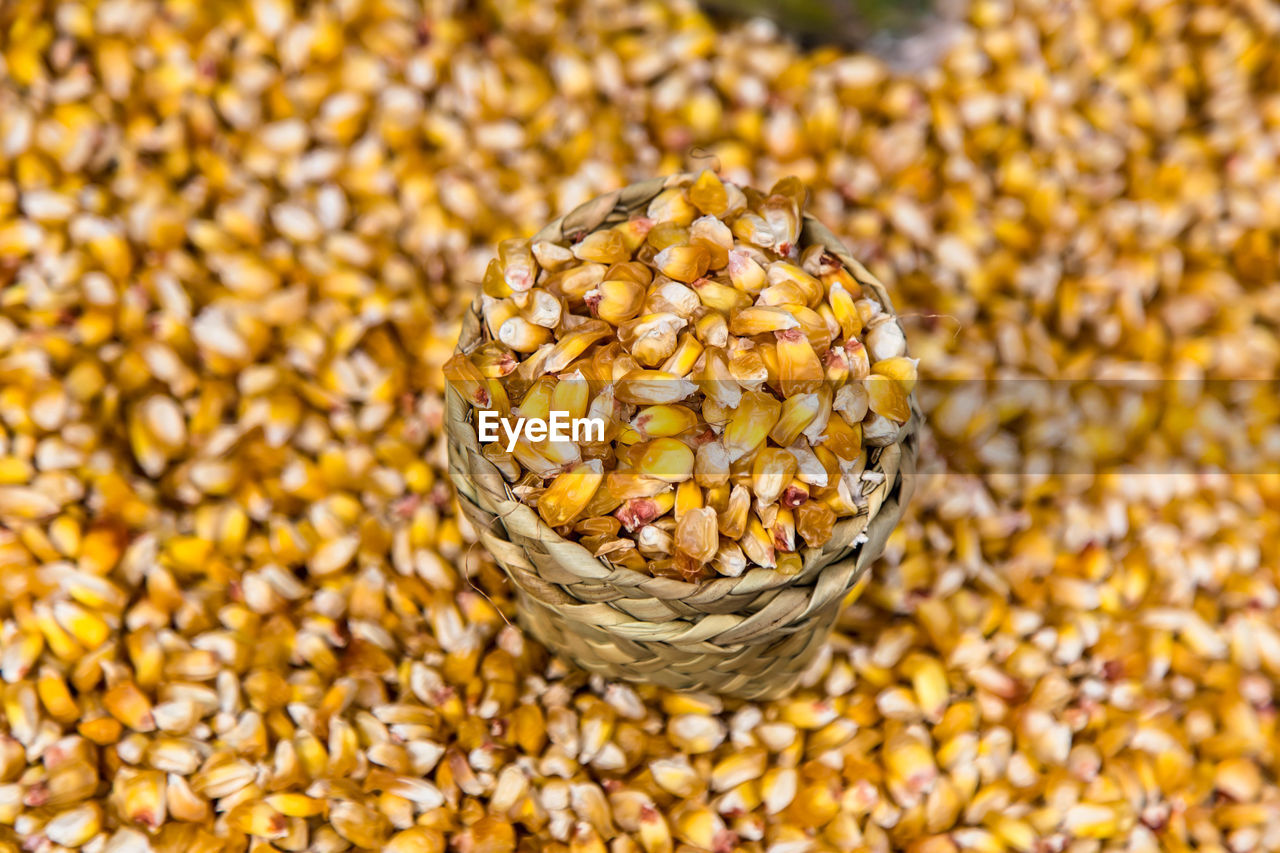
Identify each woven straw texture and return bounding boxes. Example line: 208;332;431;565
446;174;920;700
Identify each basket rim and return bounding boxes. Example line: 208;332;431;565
445;172;921;601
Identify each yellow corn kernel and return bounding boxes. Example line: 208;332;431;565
691;218;732;270
654;245;710;283
444;354;509;414
518;375;556;423
872;356;920;392
696;347;742;407
550;374;589;421
33;605;83;662
819;414;863;462
385;827;446;853
694;440;731;489
647;222;690;252
751;448;799;507
712;541;747;577
689;170;729;216
483;296;521;340
615;370;696;405
556;263;610;302
673;804;725;851
36;667;78;724
729;306;799;335
829;281;863;340
586;279;646;325
612;218;655;253
78;715;122;745
538;461;604;528
264;793;326;818
692;311;729;348
121;769;166;830
674;479;703;520
845;340;871;379
498;316;552;353
884;729;939;808
767;262;822;306
482;258;513;298
228;802;289;839
636;438;695;484
1;631;42;683
776;329;824;396
866;374;911;423
498;238;536;292
762;767;798;815
740;516;776;568
518;288;563;329
727;249;767;294
691;278;750;314
795;501;836;548
722;391;782;462
619;312;686;367
616;491;676;532
731;212;775;250
675;507;717;563
103;681;156;732
604;260;654;287
330;800;391;850
647;188;698;226
772;505;796;552
660;332;705;377
631;405;699;439
768;391;822;447
716;485;750;540
638;805;674;853
572;230;629;264
44;802;102;846
52;600;110;650
533;240;574;273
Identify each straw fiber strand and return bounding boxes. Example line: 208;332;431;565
446;174;919;699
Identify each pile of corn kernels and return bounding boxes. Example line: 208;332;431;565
451;170;916;581
2;0;1280;851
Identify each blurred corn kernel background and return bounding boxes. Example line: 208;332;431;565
699;0;947;54
2;0;1280;851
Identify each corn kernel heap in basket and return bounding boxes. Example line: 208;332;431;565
448;172;916;580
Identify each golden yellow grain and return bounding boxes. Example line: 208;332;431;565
0;0;1276;851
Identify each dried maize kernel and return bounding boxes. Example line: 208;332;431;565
458;174;908;580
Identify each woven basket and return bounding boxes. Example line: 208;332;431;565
446;174;920;700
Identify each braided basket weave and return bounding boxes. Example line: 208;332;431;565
446;174;919;700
